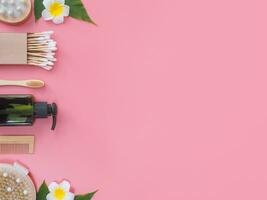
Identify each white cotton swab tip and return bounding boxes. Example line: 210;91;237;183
42;31;54;35
48;43;56;48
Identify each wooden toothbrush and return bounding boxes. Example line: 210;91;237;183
0;80;45;88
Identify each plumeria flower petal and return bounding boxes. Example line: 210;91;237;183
48;182;59;191
43;0;53;8
42;9;53;20
52;16;64;24
46;193;54;200
56;0;65;4
41;0;69;24
65;192;75;200
60;180;71;192
63;5;69;17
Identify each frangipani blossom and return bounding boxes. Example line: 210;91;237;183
42;0;69;24
46;180;74;200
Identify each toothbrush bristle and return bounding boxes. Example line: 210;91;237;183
25;80;45;88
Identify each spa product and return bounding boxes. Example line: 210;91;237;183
0;162;36;200
0;79;45;88
0;31;57;70
0;0;32;24
0;94;57;130
0;136;34;154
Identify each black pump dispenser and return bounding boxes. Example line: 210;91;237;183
34;102;57;130
0;94;57;130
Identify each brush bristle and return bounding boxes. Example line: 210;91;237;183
26;80;45;88
0;144;30;154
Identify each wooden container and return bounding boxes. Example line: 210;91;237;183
0;0;32;25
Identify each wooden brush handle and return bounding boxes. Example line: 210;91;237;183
0;80;25;86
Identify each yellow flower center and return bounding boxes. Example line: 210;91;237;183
54;188;66;200
49;2;64;17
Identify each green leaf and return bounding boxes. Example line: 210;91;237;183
34;0;45;20
65;0;96;24
74;191;98;200
36;181;49;200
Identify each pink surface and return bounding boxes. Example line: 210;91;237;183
1;0;267;199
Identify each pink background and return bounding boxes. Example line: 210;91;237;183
1;0;267;199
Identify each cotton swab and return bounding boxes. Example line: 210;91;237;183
27;31;57;70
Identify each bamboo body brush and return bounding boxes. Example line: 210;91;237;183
0;162;36;200
0;31;57;70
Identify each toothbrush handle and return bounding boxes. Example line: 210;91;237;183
0;80;25;87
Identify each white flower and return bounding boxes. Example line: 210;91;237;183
46;180;74;200
41;0;69;24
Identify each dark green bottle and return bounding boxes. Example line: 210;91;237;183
0;94;57;130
